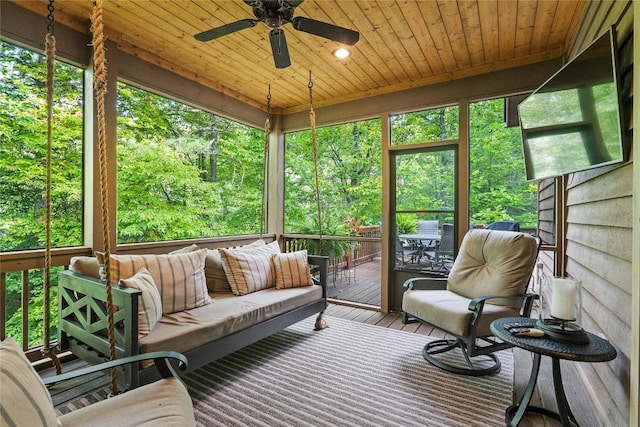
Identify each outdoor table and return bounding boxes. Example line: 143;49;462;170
398;233;441;243
398;233;442;263
490;317;617;427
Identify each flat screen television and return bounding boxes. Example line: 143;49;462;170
518;27;625;181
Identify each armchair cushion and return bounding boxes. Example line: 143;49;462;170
0;337;58;427
402;290;520;337
447;229;538;309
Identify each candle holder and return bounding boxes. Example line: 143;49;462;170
536;276;589;344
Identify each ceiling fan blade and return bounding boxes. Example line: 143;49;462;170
291;16;359;45
194;19;258;42
269;29;291;69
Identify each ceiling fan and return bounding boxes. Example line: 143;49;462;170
194;0;360;69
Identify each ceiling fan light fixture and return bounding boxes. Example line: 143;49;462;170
333;48;350;59
194;0;360;68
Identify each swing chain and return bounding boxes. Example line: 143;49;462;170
47;0;55;35
308;71;313;106
307;71;323;252
266;83;272;116
260;85;272;237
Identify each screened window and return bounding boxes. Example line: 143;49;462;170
468;98;537;229
390;106;459;146
284;119;382;235
0;41;84;251
116;83;264;243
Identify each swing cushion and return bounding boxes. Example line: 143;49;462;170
120;268;163;337
220;241;281;295
110;249;211;314
0;337;58;427
273;250;314;289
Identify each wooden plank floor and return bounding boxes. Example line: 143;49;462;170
329;260;600;426
325;304;599;427
46;300;599;426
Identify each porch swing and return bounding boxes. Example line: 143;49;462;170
0;1;195;425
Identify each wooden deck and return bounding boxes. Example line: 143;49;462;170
327;258;382;306
327;257;447;306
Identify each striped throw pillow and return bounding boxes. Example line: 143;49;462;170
0;337;58;426
110;249;211;314
205;240;266;293
220;240;281;295
119;268;163;337
273;250;314;289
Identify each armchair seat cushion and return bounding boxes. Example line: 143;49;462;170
403;289;520;337
57;377;194;427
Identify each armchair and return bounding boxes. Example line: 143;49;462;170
0;336;195;426
401;229;540;376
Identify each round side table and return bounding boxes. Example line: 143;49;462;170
491;317;617;427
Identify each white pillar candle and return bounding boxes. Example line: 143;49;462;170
551;278;577;320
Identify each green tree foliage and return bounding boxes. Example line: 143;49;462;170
390;107;459;231
469;99;537;227
285;119;382;234
116;83;264;242
395;150;455;214
0;41;83;251
390;106;459;145
0;41;79;345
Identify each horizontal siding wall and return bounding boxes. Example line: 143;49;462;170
563;1;634;425
537;178;556;246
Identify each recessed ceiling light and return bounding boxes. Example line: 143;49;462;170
333;48;350;59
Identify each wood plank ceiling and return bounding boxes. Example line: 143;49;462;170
13;0;586;114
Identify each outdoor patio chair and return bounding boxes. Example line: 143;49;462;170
433;223;454;271
486;220;520;231
401;229;540;376
417;220;440;250
395;233;418;267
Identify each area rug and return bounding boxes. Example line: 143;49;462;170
184;316;513;427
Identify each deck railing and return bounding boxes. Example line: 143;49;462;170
283;226;382;277
0;247;91;361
